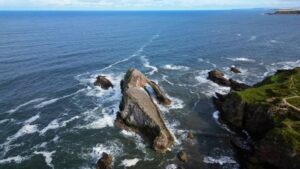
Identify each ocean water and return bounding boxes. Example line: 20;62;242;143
0;10;300;169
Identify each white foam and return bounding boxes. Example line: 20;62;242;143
213;111;220;120
34;151;56;168
84;113;115;129
24;114;40;124
0;155;29;164
165;164;177;169
195;70;231;97
163;64;190;71
7;98;46;113
98;33;159;72
40;119;60;135
264;59;300;77
226;57;255;62
249;36;257;41
198;58;217;68
34;89;84;109
40;116;79;135
162;75;174;86
90;141;123;162
120;158;140;167
141;56;158;75
203;156;236;165
8;124;39;142
0;119;11;124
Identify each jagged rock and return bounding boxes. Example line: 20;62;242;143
230;66;241;73
207;69;249;91
96;152;112;169
187;132;194;139
177;151;188;162
94;75;113;90
115;68;174;153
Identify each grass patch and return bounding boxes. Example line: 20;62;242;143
237;68;300;103
286;97;300;108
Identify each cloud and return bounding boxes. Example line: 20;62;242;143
0;0;299;10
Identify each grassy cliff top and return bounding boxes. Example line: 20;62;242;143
237;67;300;105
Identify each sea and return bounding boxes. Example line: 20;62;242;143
0;10;300;169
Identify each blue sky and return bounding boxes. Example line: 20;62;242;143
0;0;299;10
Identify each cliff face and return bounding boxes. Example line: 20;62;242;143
115;68;174;153
213;68;300;169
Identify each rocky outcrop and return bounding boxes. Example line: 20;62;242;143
94;75;113;90
115;68;174;153
213;68;300;169
96;152;113;169
207;69;249;91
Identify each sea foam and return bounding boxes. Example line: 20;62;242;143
120;158;140;167
203;156;236;165
163;64;190;71
34;151;56;168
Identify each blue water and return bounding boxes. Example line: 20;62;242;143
0;10;300;169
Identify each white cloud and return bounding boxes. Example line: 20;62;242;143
0;0;299;10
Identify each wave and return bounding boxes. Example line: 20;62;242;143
203;156;236;165
141;56;158;75
165;164;178;169
90;141;123;163
34;151;56;168
83;112;115;129
162;64;190;71
162;75;174;86
98;33;159;72
120;130;146;154
198;58;217;68
34;89;84;109
0;155;30;164
195;70;231;97
24;114;40;124
0;119;13;124
7;98;46;113
264;59;300;77
120;158;140;167
40;116;80;135
226;57;255;62
249;36;257;41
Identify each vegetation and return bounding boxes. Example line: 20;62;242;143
237;68;300;104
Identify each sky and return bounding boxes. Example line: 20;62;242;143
0;0;299;10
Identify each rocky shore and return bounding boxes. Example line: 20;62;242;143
211;68;300;169
267;9;300;15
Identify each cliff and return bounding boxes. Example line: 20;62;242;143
213;68;300;169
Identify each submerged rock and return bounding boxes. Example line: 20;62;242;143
213;68;300;169
230;66;241;74
177;150;188;162
115;68;174;153
94;75;113;90
207;69;249;91
96;152;113;169
187;132;194;140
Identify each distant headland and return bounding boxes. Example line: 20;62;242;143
267;9;300;15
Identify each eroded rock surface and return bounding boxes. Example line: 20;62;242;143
96;152;113;169
115;68;174;153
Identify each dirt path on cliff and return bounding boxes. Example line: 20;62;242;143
283;96;300;112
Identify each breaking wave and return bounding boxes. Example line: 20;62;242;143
162;64;190;71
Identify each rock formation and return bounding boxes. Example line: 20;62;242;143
230;66;241;74
207;69;249;91
94;75;113;90
115;68;174;153
96;152;113;169
213;68;300;169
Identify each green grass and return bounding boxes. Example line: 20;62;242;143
237;68;300;103
286;97;300;108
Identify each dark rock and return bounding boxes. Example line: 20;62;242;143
230;66;241;73
96;152;112;169
94;75;113;90
148;81;171;105
187;132;194;139
115;68;174;153
207;69;249;91
177;150;188;162
208;69;231;86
